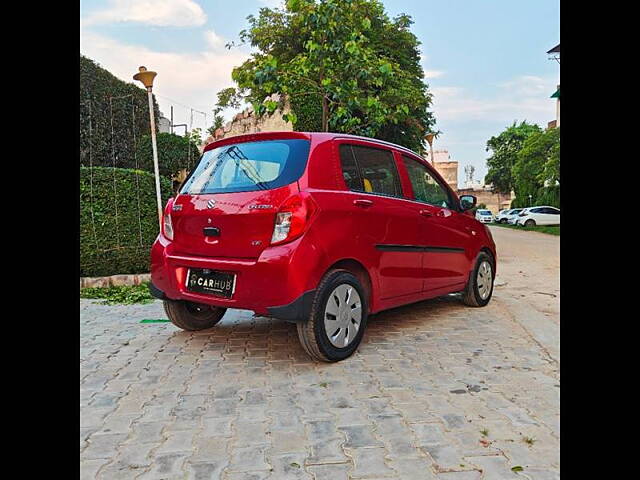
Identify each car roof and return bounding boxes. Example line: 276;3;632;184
203;131;424;159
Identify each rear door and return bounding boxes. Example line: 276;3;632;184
338;142;423;299
398;154;473;292
171;138;310;259
540;207;560;225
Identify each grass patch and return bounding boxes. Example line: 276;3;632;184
491;223;559;236
80;282;155;305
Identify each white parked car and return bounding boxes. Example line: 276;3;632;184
495;208;524;224
475;209;493;224
516;206;560;227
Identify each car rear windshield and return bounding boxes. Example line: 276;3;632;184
478;210;491;215
180;139;311;195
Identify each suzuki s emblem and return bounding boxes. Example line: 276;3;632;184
207;199;216;209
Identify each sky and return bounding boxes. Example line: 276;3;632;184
80;0;560;187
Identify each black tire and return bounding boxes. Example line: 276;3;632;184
163;300;226;331
500;219;507;224
297;269;368;362
524;219;536;227
462;251;495;307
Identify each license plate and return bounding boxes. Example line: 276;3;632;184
186;269;236;298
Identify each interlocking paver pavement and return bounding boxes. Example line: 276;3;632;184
81;226;559;479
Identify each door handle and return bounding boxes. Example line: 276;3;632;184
353;199;374;208
419;209;433;217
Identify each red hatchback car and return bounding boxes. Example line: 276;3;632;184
150;132;496;361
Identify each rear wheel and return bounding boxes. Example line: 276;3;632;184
462;252;495;307
297;270;367;362
163;300;226;331
524;219;536;227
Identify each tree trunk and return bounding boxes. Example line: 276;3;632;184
322;96;328;132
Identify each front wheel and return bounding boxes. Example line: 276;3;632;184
524;219;536;227
297;270;368;362
500;219;507;224
163;300;226;331
462;252;495;307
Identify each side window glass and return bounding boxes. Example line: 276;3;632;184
401;155;452;208
349;145;402;197
339;145;363;191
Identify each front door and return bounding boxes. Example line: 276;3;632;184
398;154;473;292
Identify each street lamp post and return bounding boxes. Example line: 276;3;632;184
133;66;163;228
425;133;435;165
528;194;532;206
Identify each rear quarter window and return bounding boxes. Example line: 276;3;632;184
338;144;402;198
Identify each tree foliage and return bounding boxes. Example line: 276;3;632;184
80;55;160;170
217;0;435;152
484;121;541;194
511;127;560;208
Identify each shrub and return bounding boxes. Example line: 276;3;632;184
80;166;172;277
135;132;201;179
80;55;160;171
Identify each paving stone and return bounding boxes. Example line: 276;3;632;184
268;452;313;480
436;471;481;480
227;445;271;472
80;459;109;480
464;455;521;479
345;447;396;478
82;433;128;460
387;457;436;479
339;424;383;448
306;463;352;480
185;460;227;480
138;452;189;479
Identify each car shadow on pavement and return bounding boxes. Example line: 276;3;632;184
163;294;469;363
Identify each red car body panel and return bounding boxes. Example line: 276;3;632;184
150;131;496;318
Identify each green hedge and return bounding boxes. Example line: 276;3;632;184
80;166;172;277
135;132;201;178
80;55;160;171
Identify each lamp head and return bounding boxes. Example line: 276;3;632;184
425;133;435;146
133;66;157;89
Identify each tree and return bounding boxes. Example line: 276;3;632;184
512;127;560;208
207;107;226;136
484;121;541;194
217;0;435;152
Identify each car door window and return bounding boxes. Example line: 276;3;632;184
401;155;453;208
339;144;402;197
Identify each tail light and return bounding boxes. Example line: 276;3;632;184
163;198;174;240
271;193;318;245
163;213;174;240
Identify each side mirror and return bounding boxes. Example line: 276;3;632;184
459;195;477;211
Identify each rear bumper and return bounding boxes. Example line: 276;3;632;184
150;233;319;319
